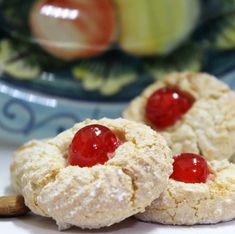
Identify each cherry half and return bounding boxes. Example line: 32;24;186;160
68;124;121;167
145;87;195;130
170;153;210;183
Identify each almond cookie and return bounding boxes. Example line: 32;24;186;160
124;72;235;161
11;118;172;230
136;154;235;225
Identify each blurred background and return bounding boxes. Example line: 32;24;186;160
1;0;235;144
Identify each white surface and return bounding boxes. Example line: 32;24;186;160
0;142;235;234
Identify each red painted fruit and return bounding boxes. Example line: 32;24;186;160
145;87;194;130
68;124;121;167
30;0;116;60
170;153;210;183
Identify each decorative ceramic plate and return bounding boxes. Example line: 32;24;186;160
2;0;235;144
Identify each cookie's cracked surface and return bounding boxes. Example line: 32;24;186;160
124;72;235;160
11;118;172;230
136;160;235;225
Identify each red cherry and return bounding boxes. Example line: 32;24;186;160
145;87;195;130
68;124;121;167
170;153;210;183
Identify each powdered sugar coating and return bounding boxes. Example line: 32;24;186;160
136;160;235;225
11;118;172;229
124;72;235;160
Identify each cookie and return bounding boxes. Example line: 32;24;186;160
136;158;235;225
11;118;172;230
124;72;235;161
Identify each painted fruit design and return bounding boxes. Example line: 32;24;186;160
29;0;199;60
115;0;200;56
30;0;116;60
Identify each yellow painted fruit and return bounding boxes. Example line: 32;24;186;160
115;0;200;56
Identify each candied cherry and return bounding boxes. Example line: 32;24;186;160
145;87;195;130
170;153;210;183
68;124;121;167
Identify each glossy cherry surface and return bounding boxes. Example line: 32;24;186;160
170;153;210;183
68;124;121;167
145;87;194;130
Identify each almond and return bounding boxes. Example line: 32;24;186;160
0;195;30;217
